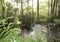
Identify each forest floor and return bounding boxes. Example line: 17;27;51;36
0;24;48;42
0;24;60;42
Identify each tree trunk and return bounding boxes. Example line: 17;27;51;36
50;0;55;22
1;0;6;19
37;0;39;22
21;0;24;23
58;0;60;18
32;0;35;25
32;0;34;20
54;0;58;17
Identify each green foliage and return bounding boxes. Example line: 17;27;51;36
14;0;20;3
0;30;47;42
0;1;19;39
20;14;33;31
54;19;60;32
0;17;19;39
0;19;10;39
0;0;60;42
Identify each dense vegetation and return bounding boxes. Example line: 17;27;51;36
0;0;60;42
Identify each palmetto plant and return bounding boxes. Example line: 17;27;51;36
0;0;19;39
0;19;13;39
0;17;18;39
0;19;9;39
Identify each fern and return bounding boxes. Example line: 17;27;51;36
0;19;15;39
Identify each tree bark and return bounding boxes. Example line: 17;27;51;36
21;0;24;23
50;0;55;22
37;0;39;21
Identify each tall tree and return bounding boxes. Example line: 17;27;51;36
26;0;29;13
50;0;55;22
54;0;58;17
58;0;60;18
21;0;24;23
37;0;39;22
0;0;6;19
50;0;58;22
32;0;34;22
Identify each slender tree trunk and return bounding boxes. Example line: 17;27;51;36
27;0;29;13
47;0;50;22
50;0;58;22
32;0;35;25
58;0;60;18
37;0;39;21
1;0;6;19
32;0;34;20
21;0;24;23
54;0;58;17
50;0;55;22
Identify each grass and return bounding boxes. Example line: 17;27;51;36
54;19;60;23
0;28;47;42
